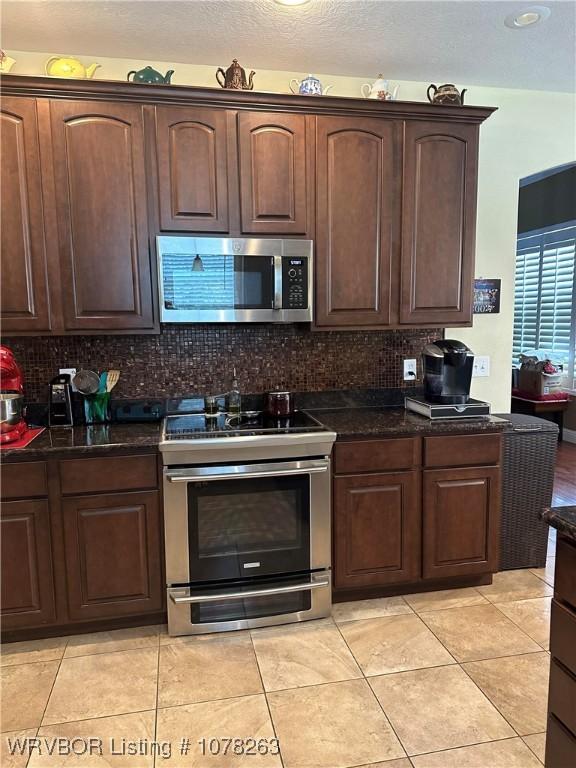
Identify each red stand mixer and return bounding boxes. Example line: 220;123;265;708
0;345;28;444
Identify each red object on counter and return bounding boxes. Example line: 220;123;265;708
0;344;29;444
0;426;44;450
512;388;570;402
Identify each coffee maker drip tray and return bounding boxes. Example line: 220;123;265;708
405;396;491;420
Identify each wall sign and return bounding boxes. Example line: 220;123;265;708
474;279;501;314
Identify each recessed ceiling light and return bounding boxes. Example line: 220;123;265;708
274;0;310;6
505;5;551;28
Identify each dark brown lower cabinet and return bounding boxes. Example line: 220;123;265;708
1;499;56;630
546;535;576;766
333;471;420;589
61;491;163;621
422;466;500;579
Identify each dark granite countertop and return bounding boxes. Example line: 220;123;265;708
307;407;508;440
541;506;576;543
1;423;161;463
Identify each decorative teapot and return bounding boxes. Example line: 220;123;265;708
216;59;255;90
361;76;399;101
290;74;333;96
427;83;467;105
127;66;174;84
45;56;100;79
0;50;16;73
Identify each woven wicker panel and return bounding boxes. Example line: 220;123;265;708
499;423;558;570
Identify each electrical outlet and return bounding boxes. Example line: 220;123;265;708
59;367;77;391
403;358;417;381
472;356;490;377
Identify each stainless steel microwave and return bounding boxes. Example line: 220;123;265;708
157;236;313;323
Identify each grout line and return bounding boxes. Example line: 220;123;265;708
31;707;157;730
333;616;409;760
249;631;285;768
152;630;161;768
521;733;546;766
406;734;538;761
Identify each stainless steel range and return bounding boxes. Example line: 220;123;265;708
160;410;336;636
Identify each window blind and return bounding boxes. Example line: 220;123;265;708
513;224;576;385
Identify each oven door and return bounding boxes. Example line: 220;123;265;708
163;459;331;585
167;569;332;635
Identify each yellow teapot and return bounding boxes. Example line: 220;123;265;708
45;56;100;79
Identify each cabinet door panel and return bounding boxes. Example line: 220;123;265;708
401;121;478;325
50;101;154;330
62;491;163;620
1;97;52;332
334;471;420;588
423;466;500;578
156;106;230;231
1;500;56;629
238;112;308;234
316;116;400;326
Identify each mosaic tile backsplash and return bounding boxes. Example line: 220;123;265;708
3;325;442;403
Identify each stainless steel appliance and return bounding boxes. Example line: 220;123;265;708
160;410;336;635
157;236;313;323
48;374;74;427
422;339;475;404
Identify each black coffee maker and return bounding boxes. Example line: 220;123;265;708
422;340;474;404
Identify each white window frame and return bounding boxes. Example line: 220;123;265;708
513;221;576;389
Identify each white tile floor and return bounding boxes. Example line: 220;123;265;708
1;540;555;767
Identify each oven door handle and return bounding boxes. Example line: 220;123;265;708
166;465;328;483
169;573;330;604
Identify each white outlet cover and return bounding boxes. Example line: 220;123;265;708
472;356;490;377
403;358;418;380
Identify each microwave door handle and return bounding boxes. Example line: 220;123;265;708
273;255;282;310
169;573;330;604
167;466;328;483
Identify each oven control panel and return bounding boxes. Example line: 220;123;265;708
282;257;309;309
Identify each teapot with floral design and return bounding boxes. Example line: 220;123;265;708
361;75;399;101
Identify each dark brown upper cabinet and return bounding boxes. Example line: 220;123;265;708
1;97;52;333
155;106;231;232
315;116;401;327
400;121;479;326
238;112;310;235
50;100;155;332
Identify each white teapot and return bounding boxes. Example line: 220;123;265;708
361;75;399;101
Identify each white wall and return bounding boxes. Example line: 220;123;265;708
7;50;576;411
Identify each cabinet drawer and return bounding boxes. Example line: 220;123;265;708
551;600;576;677
334;438;420;474
556;537;576;611
60;454;158;495
424;434;501;468
1;462;48;499
546;715;576;768
549;660;576;736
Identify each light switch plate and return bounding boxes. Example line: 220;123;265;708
403;358;417;381
472;356;490;377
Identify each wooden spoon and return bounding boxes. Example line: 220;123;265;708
106;370;120;392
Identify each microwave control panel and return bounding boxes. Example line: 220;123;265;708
282;258;309;309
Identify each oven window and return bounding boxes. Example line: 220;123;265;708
162;253;273;310
188;475;310;581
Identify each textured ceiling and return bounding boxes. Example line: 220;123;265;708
2;0;575;91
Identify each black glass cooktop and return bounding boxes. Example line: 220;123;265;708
163;411;327;440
